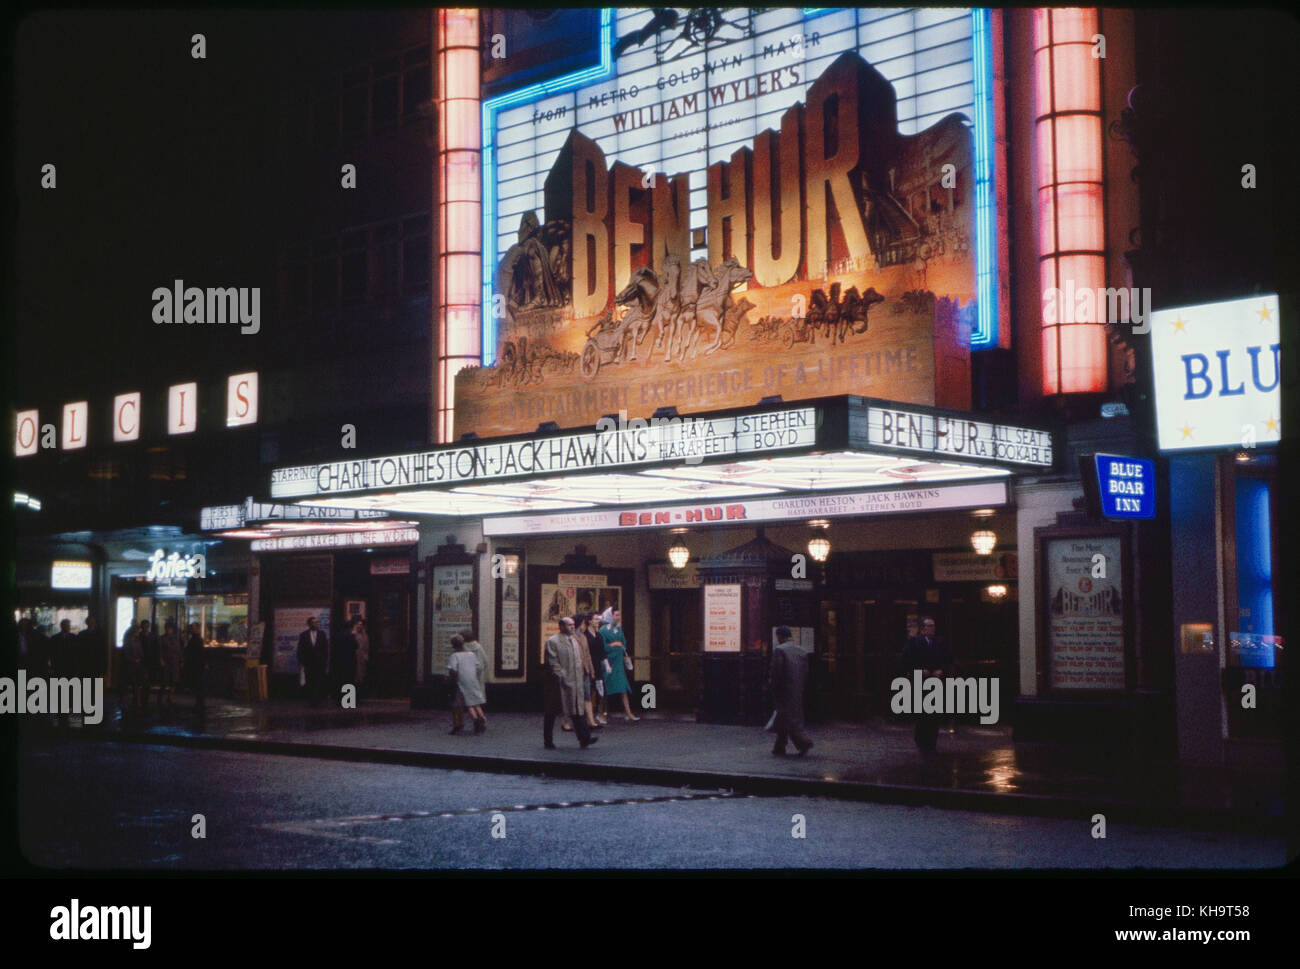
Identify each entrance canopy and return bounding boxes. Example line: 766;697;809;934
266;396;1058;520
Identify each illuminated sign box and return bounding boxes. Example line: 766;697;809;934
866;405;1055;468
1094;454;1155;519
250;528;419;552
270;406;817;499
226;372;258;427
483;480;1009;536
113;392;141;442
62;402;88;450
462;7;998;439
1150;294;1281;452
15;409;40;456
51;560;93;589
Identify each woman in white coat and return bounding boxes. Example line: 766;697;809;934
447;635;486;734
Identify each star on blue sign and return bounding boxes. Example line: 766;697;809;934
1095;454;1155;519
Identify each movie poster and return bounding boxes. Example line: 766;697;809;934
432;564;475;673
1045;537;1126;690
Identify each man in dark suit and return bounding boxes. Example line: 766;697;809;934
901;616;953;754
77;615;104;680
49;620;80;725
769;626;814;756
297;616;328;707
330;618;359;704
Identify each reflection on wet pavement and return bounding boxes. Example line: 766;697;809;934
39;695;1284;824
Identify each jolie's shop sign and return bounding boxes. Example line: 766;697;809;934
458;37;979;437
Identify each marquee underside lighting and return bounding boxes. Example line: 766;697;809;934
295;450;1011;519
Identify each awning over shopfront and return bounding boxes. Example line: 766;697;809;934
198;496;421;549
264;396;1058;520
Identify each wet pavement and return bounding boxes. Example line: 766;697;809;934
34;694;1286;834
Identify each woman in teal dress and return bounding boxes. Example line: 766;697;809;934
600;608;640;721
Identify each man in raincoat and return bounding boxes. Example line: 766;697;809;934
543;617;597;750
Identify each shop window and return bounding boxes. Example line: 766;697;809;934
373;222;399;301
1233;475;1276;649
184;595;249;647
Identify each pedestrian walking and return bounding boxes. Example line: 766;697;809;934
543;617;597;749
330;618;359;703
571;614;601;730
447;635;486;733
579;612;607;726
768;625;814;756
296;616;328;707
157;620;182;708
353;618;370;697
461;629;489;729
901;616;952;754
600;608;639;721
183;622;207;714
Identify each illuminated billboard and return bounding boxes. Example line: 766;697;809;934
1150;294;1281;452
460;7;996;438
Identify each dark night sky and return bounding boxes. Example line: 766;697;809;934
11;7;1299;416
14;11;287;409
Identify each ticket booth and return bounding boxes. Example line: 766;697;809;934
696;529;817;724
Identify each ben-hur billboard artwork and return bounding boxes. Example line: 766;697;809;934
457;9;981;438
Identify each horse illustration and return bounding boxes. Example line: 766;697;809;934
682;258;753;357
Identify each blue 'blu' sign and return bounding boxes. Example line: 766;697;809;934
1095;454;1155;519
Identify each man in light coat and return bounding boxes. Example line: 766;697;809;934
769;625;814;756
543;617;597;749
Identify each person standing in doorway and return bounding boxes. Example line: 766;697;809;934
600;609;638;721
183;622;207;714
901;616;952;755
447;635;487;734
543;617;597;749
137;620;160;713
297;616;328;707
158;620;182;708
49;620;78;725
353;618;371;698
121;621;144;716
331;618;359;704
769;626;814;756
77;615;104;681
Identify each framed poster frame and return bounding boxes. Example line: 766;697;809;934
494;547;525;678
423;547;479;685
1035;522;1135;695
525;562;634;685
